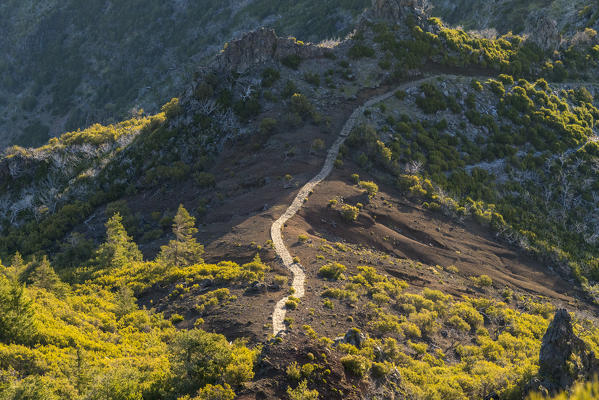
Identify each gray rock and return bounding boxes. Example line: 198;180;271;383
335;327;366;348
212;28;331;74
526;13;562;51
538;309;598;393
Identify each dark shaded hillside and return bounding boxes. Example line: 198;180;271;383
0;0;369;148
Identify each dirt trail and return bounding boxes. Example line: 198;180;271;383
270;78;445;336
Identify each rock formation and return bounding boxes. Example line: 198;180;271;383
526;13;562;51
335;328;366;349
212;28;331;74
537;309;597;393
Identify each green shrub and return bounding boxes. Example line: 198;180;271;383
287;380;319;400
262;68;280;87
318;262;347;280
194;172;216;188
286;362;302;381
349;44;375;59
498;74;514;85
371;362;390;379
471;274;493;287
259;118;278;136
340;354;370;377
340;204;359;222
471;80;483;91
161;97;182;118
282;54;302;69
359;180;379;198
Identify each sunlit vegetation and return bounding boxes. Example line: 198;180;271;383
0;206;258;399
346;76;599;297
313;267;599;399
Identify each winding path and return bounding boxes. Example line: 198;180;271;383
270;84;409;336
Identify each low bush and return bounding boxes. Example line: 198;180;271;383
318;262;347;280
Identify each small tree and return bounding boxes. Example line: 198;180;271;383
158;205;204;267
30;256;67;296
0;274;37;344
94;213;143;269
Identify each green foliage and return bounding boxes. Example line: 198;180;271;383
340;204;359;222
170;329;257;392
261;68;280;88
94;213;143;269
340;354;370;377
0;269;37;345
0;252;257;399
259;118;278;136
318;262;346;281
282;54;302;70
157;205;204;267
348;43;375;59
287;380;319;400
415;83;449;114
161;97;182;119
358;181;379;198
471;274;493;287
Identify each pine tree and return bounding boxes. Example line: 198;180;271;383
7;252;25;282
30;256;67;296
115;285;137;317
158;205;204;267
95;213;143;269
0;273;37;344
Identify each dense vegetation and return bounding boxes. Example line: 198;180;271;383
289;265;599;399
0;206;259;399
346;72;599;299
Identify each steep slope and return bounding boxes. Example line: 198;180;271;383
0;0;369;148
430;0;599;38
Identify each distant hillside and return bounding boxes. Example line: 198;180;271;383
430;0;597;35
0;0;369;148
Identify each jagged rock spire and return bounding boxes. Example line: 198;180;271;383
537;309;597;393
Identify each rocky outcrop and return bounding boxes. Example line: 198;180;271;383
212;28;332;74
536;309;598;393
370;0;429;22
335;328;366;349
526;13;562;51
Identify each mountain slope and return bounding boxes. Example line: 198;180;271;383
2;1;599;399
0;0;369;148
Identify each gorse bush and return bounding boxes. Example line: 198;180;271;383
314;267;599;399
318;262;347;280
